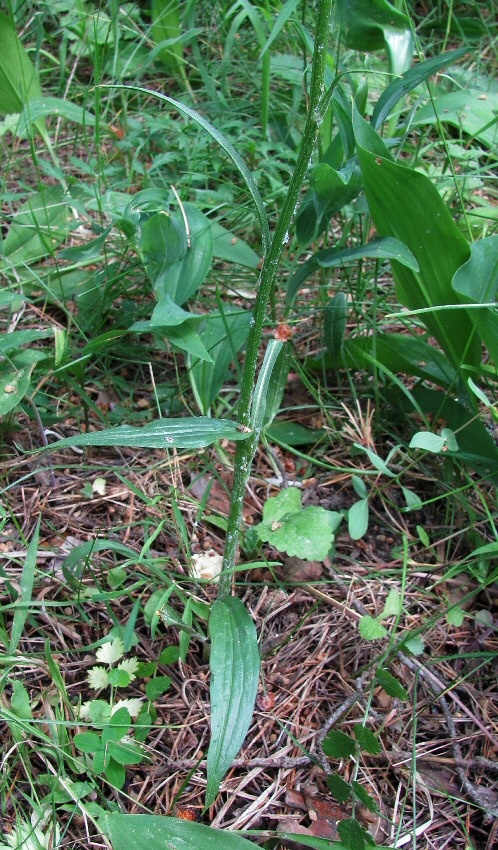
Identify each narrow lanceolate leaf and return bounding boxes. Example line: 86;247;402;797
104;85;270;255
250;339;284;433
42;418;252;452
372;48;467;130
9;517;40;653
206;598;260;807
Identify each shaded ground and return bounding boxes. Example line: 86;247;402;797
2;395;497;849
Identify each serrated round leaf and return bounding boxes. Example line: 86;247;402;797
358;616;388;641
96;637;124;665
375;668;409;701
86;667;109;691
326;772;351;803
206;598;260;807
261;488;302;523
402;635;425;656
257;505;334;561
382;588;402;617
86;700;111;724
338;817;368;850
158;646;181;665
353;724;381;755
10;681;32;720
322;729;356;759
352;781;379;813
446;606;465;627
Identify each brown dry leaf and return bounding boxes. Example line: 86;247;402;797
189;473;232;516
189;472;257;521
281;557;324;582
303;786;344;840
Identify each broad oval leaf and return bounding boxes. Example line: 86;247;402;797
156;205;214;306
0;363;34;416
0;12;41;115
452;235;498;365
324;292;348;366
189;307;252;415
353;724;382;755
412;88;498;152
286;236;418;306
2;186;69;265
151;0;184;73
138;212;186;281
104;814;260;850
348;498;369;541
353;109;481;376
409;430;458;454
206;597;260;807
42;417;252;452
375;668;409;701
211;222;260;268
74;732;100;754
17;96;96;136
333;0;410;53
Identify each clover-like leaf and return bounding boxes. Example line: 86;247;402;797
112;699;144;719
117;658;139;681
87;666;110;690
96;637;125;665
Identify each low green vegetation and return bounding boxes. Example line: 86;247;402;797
1;1;497;849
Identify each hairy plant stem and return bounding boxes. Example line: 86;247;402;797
219;0;334;597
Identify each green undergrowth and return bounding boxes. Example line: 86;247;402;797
0;1;497;849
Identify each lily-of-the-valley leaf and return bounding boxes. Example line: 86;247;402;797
42;418;253;452
206;597;260;807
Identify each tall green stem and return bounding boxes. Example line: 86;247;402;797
219;0;334;596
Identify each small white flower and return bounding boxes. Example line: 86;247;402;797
191;551;223;583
